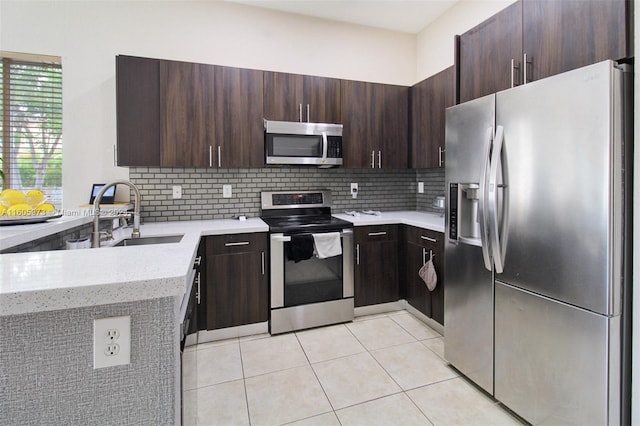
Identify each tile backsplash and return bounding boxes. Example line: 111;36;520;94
130;167;445;222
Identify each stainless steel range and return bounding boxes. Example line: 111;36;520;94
261;190;354;334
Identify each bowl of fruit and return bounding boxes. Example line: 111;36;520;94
0;189;61;225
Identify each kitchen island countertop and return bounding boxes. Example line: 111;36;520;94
0;218;268;316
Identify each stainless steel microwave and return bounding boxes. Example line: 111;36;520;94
264;120;343;168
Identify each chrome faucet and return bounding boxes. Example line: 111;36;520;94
92;180;141;248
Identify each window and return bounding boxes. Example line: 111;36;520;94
1;52;63;207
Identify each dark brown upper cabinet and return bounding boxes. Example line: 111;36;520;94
263;71;341;124
117;56;265;168
116;55;161;166
160;60;214;167
341;81;408;169
410;66;455;169
458;0;630;104
458;1;523;104
212;66;264;168
522;0;630;83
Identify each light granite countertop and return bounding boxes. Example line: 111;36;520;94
0;218;268;316
333;210;444;232
0;211;444;317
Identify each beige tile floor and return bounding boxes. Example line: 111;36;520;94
182;310;524;426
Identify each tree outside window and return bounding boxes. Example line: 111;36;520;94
1;53;63;208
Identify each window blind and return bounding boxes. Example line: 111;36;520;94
1;54;63;208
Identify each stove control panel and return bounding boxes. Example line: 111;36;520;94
261;190;332;210
273;192;323;206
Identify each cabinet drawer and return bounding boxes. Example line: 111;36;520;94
404;226;443;249
355;225;398;242
206;233;267;255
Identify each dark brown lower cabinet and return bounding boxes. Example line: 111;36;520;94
354;225;399;307
189;240;207;334
205;233;268;330
403;226;445;325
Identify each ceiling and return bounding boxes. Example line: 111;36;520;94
228;0;460;34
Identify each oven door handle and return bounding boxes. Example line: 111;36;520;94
278;230;353;239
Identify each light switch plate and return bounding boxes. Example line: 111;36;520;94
418;182;424;194
223;185;232;198
172;185;182;199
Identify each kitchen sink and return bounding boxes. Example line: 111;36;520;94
112;234;184;247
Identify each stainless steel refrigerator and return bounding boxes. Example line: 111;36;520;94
444;60;632;425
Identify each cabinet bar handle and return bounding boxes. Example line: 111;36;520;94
356;243;360;265
378;151;381;168
194;255;202;267
224;241;250;247
218;146;221;167
306;104;310;123
261;251;265;275
511;58;514;87
438;147;444;167
299;103;303;122
368;231;387;236
422;247;427;265
523;53;528;85
196;272;201;304
209;145;213;167
371;150;375;168
420;235;437;243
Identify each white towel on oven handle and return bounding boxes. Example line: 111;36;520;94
312;232;342;259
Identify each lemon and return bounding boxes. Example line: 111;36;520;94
0;189;26;207
6;203;33;216
36;203;56;214
26;189;45;207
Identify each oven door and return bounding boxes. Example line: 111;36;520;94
270;229;353;309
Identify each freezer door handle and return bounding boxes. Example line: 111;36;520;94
478;126;493;271
488;125;509;273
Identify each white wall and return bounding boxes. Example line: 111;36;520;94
0;1;416;208
416;0;517;81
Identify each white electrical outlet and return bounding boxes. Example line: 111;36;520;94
418;182;424;194
350;183;358;199
172;185;182;199
222;184;232;198
94;316;131;369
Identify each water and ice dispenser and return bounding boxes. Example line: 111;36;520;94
449;183;481;243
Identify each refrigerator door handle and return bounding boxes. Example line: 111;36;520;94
478;126;493;271
488;125;509;273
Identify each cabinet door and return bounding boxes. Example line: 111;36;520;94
303;75;342;124
405;241;432;317
160;60;214;167
380;85;408;169
205;233;268;330
263;71;304;122
410;66;455;169
404;226;445;324
206;251;267;329
213;66;264;168
458;1;523;103
522;0;630;83
116;56;161;166
354;226;399;307
341;80;376;168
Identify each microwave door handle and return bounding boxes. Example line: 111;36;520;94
321;131;328;163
